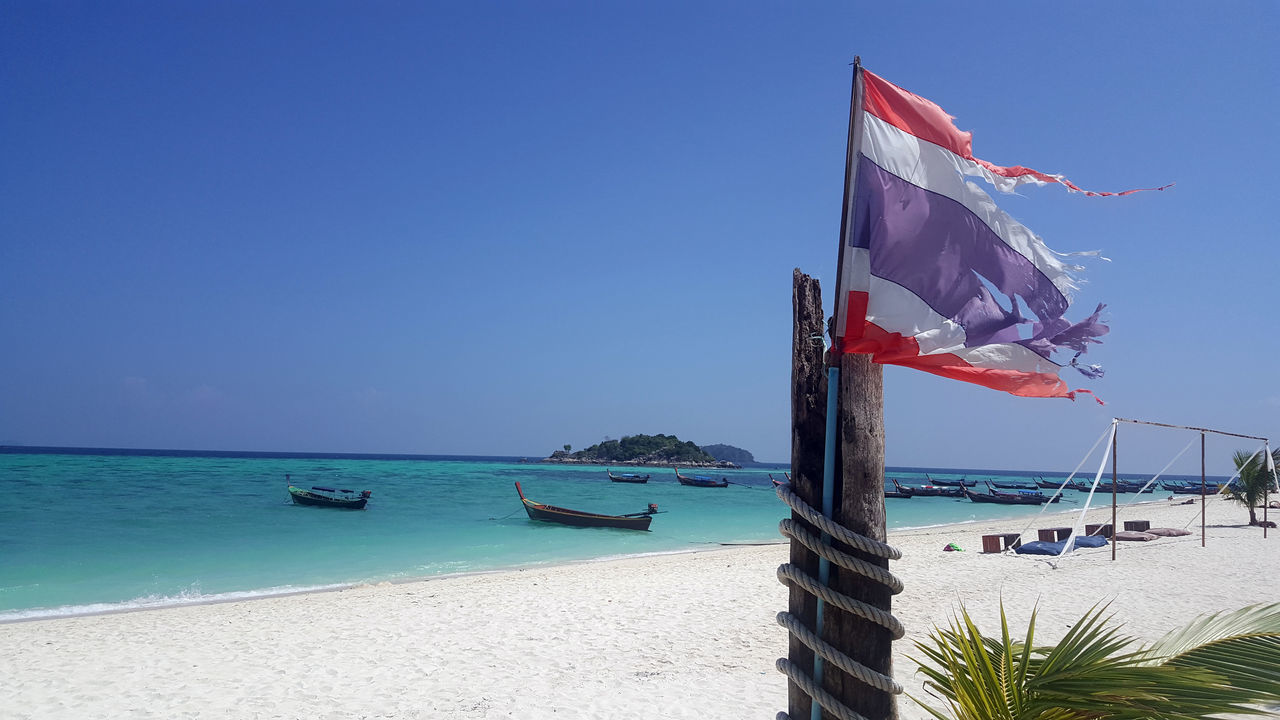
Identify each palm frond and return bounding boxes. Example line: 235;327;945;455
910;601;1280;720
1142;603;1280;703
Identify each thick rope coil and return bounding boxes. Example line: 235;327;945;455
776;485;901;562
776;563;904;639
774;483;904;720
775;658;871;720
776;612;902;694
779;519;903;595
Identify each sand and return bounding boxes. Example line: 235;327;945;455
3;494;1277;719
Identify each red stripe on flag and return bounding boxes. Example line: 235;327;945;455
837;293;1083;400
861;69;972;160
861;69;1171;197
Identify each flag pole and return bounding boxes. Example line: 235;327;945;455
809;56;863;720
829;55;861;337
819;56;896;720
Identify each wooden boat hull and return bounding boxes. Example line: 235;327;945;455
887;480;915;498
964;488;1044;505
675;477;729;488
991;481;1038;490
1163;483;1215;495
515;482;654;531
607;470;650;484
288;486;370;509
672;468;728;487
1073;483;1154;493
913;485;964;497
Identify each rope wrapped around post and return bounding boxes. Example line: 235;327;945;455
774;483;905;720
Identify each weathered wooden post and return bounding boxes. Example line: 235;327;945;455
787;269;827;720
786;271;895;720
825;351;894;720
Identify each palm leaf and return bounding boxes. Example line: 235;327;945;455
1141;603;1280;703
910;601;1280;720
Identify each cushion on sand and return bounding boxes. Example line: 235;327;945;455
1145;527;1192;537
1014;535;1110;555
1113;530;1159;541
1014;541;1063;556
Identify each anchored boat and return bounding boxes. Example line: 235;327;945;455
672;467;729;488
287;479;371;510
606;469;651;484
515;482;658;531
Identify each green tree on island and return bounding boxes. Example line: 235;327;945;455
563;433;719;464
1226;448;1280;527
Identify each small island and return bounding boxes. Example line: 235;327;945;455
699;443;756;466
544;433;739;468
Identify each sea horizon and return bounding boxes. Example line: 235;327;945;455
3;443;1191;480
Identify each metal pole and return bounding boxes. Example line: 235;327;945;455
1201;432;1207;548
1111;424;1117;561
1112;417;1267;442
811;365;839;720
1265;443;1271;540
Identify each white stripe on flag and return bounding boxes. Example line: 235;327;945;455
851;247;1068;374
861;113;1085;300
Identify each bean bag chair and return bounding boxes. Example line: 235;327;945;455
1145;527;1191;537
1014;540;1064;555
1014;535;1109;555
1114;530;1159;541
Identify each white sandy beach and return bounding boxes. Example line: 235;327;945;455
4;495;1278;720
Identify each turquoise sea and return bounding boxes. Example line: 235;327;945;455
0;448;1214;622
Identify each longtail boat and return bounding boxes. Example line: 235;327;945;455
964;487;1042;505
287;479;371;510
1162;481;1218;495
606;469;650;484
990;480;1038;490
1072;480;1154;493
925;474;976;487
673;467;729;488
964;482;1057;505
912;484;964;497
514;482;657;531
885;479;914;499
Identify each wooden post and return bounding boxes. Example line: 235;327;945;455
820;350;894;720
788;269;827;720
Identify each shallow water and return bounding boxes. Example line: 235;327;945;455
0;448;1206;620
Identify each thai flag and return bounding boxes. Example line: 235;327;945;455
834;65;1168;400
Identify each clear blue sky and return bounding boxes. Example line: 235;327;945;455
2;3;1276;473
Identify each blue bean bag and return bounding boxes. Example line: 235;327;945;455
1015;535;1108;555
